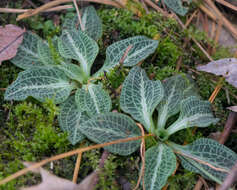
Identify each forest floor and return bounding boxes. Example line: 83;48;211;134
0;0;237;190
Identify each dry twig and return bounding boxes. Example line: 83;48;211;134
134;123;146;190
0;5;73;13
0;134;154;185
73;152;82;183
16;0;122;20
218;162;237;190
72;0;84;30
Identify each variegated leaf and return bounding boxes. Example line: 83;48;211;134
37;40;55;65
163;0;188;16
157;74;198;129
4;67;75;104
58;30;98;76
120;66;164;132
166;96;219;135
59;96;89;145
11;31;44;69
96;36;158;75
75;84;111;117
144;144;176;190
57;63;85;83
171;138;237;184
79;113;141;155
62;6;102;41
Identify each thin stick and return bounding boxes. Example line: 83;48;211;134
72;0;84;31
184;10;198;28
72;152;82;183
215;0;237;12
119;45;133;65
172;13;213;61
0;134;154;185
204;0;237;39
218;162;237;190
134;123;146;190
144;0;170;17
212;19;223;54
209;77;224;103
16;0;122;21
0;5;73;13
193;178;205;190
199;4;217;21
218;112;237;145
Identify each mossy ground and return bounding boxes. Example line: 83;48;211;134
1;3;237;190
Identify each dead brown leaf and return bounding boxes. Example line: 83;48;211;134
0;24;25;65
227;106;237;112
21;162;99;190
196;58;237;88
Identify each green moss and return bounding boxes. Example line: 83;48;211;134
168;170;197;190
96;154;119;190
156;38;182;66
98;7;179;39
0;100;70;189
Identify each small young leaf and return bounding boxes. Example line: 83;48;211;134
166;96;219;135
11;31;44;69
4;67;74;104
57;63;85;83
157;74;198;129
0;24;24;65
62;6;102;41
120;66;164;132
79;113;141;155
59;96;89;145
75;84;111;117
37;40;55;66
163;0;188;16
58;30;98;76
81;6;102;41
96;36;158;74
171;138;237;184
144;144;176;190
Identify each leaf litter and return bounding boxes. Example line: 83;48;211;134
0;24;25;65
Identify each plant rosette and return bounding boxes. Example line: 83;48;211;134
4;6;158;145
78;66;237;190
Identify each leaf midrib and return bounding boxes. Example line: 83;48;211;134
150;145;163;190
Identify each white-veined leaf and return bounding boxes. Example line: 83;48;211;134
166;96;219;135
171;138;237;184
81;6;102;41
96;36;158;75
4;67;75;104
75;84;111;117
62;6;102;41
79;113;141;155
58;29;98;76
37;40;55;65
157;74;198;129
11;31;44;69
120;66;164;132
163;0;188;16
57;63;85;83
59;96;89;145
144;144;176;190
